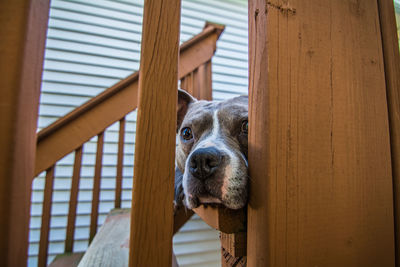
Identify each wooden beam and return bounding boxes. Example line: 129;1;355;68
193;205;246;233
0;0;50;266
247;0;395;266
129;0;181;266
377;1;400;265
35;23;224;177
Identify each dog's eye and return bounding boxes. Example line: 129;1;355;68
181;127;193;140
241;120;248;134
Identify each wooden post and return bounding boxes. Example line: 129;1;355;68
0;0;49;266
248;0;395;266
129;0;181;266
377;1;400;265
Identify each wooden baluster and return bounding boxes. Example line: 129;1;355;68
181;60;212;101
0;1;50;266
377;1;400;264
115;118;125;209
181;72;194;97
38;165;55;267
129;0;181;265
89;132;104;243
65;146;83;252
196;60;212;101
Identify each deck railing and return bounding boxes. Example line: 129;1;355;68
32;23;224;266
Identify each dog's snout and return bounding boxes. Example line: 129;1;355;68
189;147;222;180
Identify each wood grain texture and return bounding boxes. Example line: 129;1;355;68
377;1;400;265
38;166;55;267
35;23;223;177
0;0;50;266
248;0;395;266
89;132;104;243
129;1;181;266
65;146;83;252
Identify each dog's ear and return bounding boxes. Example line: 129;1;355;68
177;89;196;132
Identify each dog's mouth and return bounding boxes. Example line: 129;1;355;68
198;196;222;204
185;193;222;209
184;172;248;210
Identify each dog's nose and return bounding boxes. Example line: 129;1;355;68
189;147;222;180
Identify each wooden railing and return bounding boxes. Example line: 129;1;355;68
32;22;224;266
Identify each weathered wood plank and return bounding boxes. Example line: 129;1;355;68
129;0;181;266
49;252;84;267
80;209;131;267
0;0;49;265
35;23;224;177
248;0;395;266
66;208;194;267
377;1;400;265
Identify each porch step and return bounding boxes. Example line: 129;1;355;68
49;209;130;267
78;208;131;267
48;252;84;267
50;208;182;266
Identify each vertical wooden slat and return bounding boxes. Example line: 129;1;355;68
0;1;50;265
196;60;212;100
181;72;194;96
377;1;400;265
115;118;125;209
38;166;55;267
129;0;181;266
89;132;104;243
65;146;83;252
248;0;395;266
181;60;212;101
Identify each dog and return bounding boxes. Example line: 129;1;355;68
174;89;249;210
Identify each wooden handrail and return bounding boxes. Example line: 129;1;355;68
34;22;224;177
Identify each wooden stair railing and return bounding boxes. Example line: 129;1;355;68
33;22;224;267
35;22;224;177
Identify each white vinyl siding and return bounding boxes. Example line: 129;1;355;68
29;0;248;266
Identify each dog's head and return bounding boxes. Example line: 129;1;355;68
175;89;248;210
